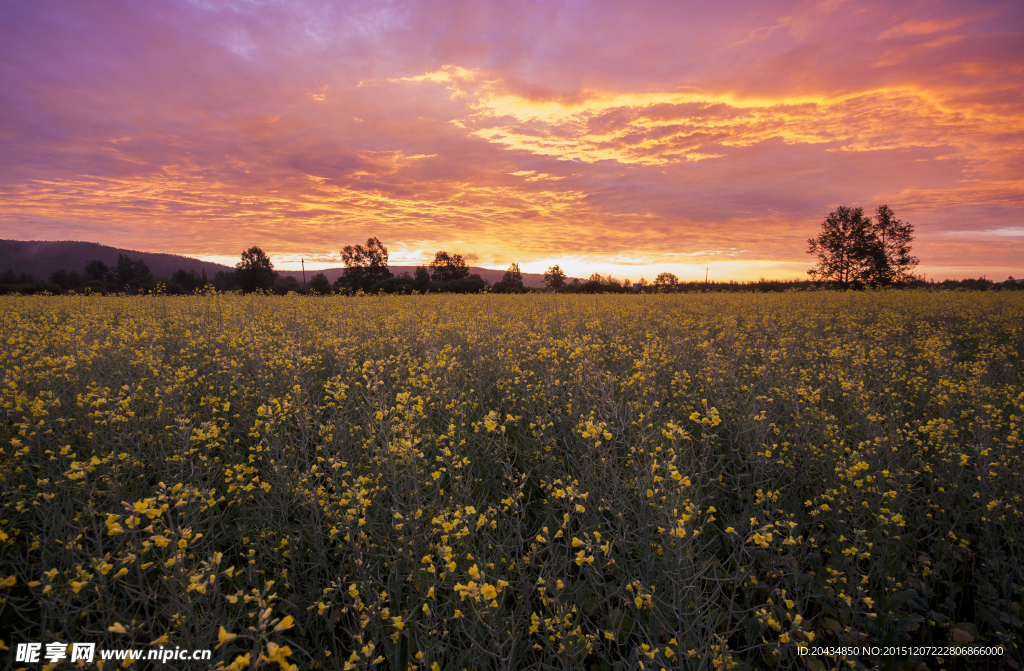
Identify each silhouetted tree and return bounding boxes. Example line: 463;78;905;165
213;271;238;292
0;270;65;295
84;260;111;283
370;273;420;294
807;204;917;288
869;205;918;285
654;272;679;289
807;206;878;288
109;254;155;292
171;269;205;293
113;254;150;287
573;273;625;293
429;251;470;282
274;276;302;295
235;246;278;293
308;272;331;295
543;265;566;290
340;237;392;292
414;266;431;292
494;262;524;293
49;270;84;291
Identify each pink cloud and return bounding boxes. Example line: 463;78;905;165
0;0;1021;279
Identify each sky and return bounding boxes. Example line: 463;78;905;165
1;0;1022;280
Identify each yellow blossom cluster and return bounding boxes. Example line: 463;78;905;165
0;290;1021;669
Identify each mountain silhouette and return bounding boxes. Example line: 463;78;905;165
0;240;550;288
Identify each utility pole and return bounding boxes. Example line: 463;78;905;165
705;267;709;291
301;259;306;291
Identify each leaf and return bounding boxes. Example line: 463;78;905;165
822;618;841;634
807;658;825;671
951;628;974;644
885;588;918;609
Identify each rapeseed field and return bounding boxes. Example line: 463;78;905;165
1;291;1021;670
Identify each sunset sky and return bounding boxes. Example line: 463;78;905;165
1;0;1022;280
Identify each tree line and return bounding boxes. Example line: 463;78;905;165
224;240;494;295
0;254;211;295
3;205;1019;295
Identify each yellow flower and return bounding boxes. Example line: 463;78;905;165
216;626;237;649
265;642;293;664
480;584;497;600
274;615;294;632
108;622;128;634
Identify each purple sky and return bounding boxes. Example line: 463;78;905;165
1;0;1022;279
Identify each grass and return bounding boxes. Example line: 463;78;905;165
1;291;1022;670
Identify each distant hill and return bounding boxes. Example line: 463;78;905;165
0;240;234;280
0;240;550;288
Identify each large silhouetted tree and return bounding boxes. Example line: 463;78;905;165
807;206;874;287
807;205;916;288
543;265;566;290
235;246;278;293
493;262;524;293
340;237;392;292
429;251;470;282
869;205;918;285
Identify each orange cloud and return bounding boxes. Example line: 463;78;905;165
879;17;972;39
0;0;1020;280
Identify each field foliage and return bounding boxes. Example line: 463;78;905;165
1;292;1022;670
